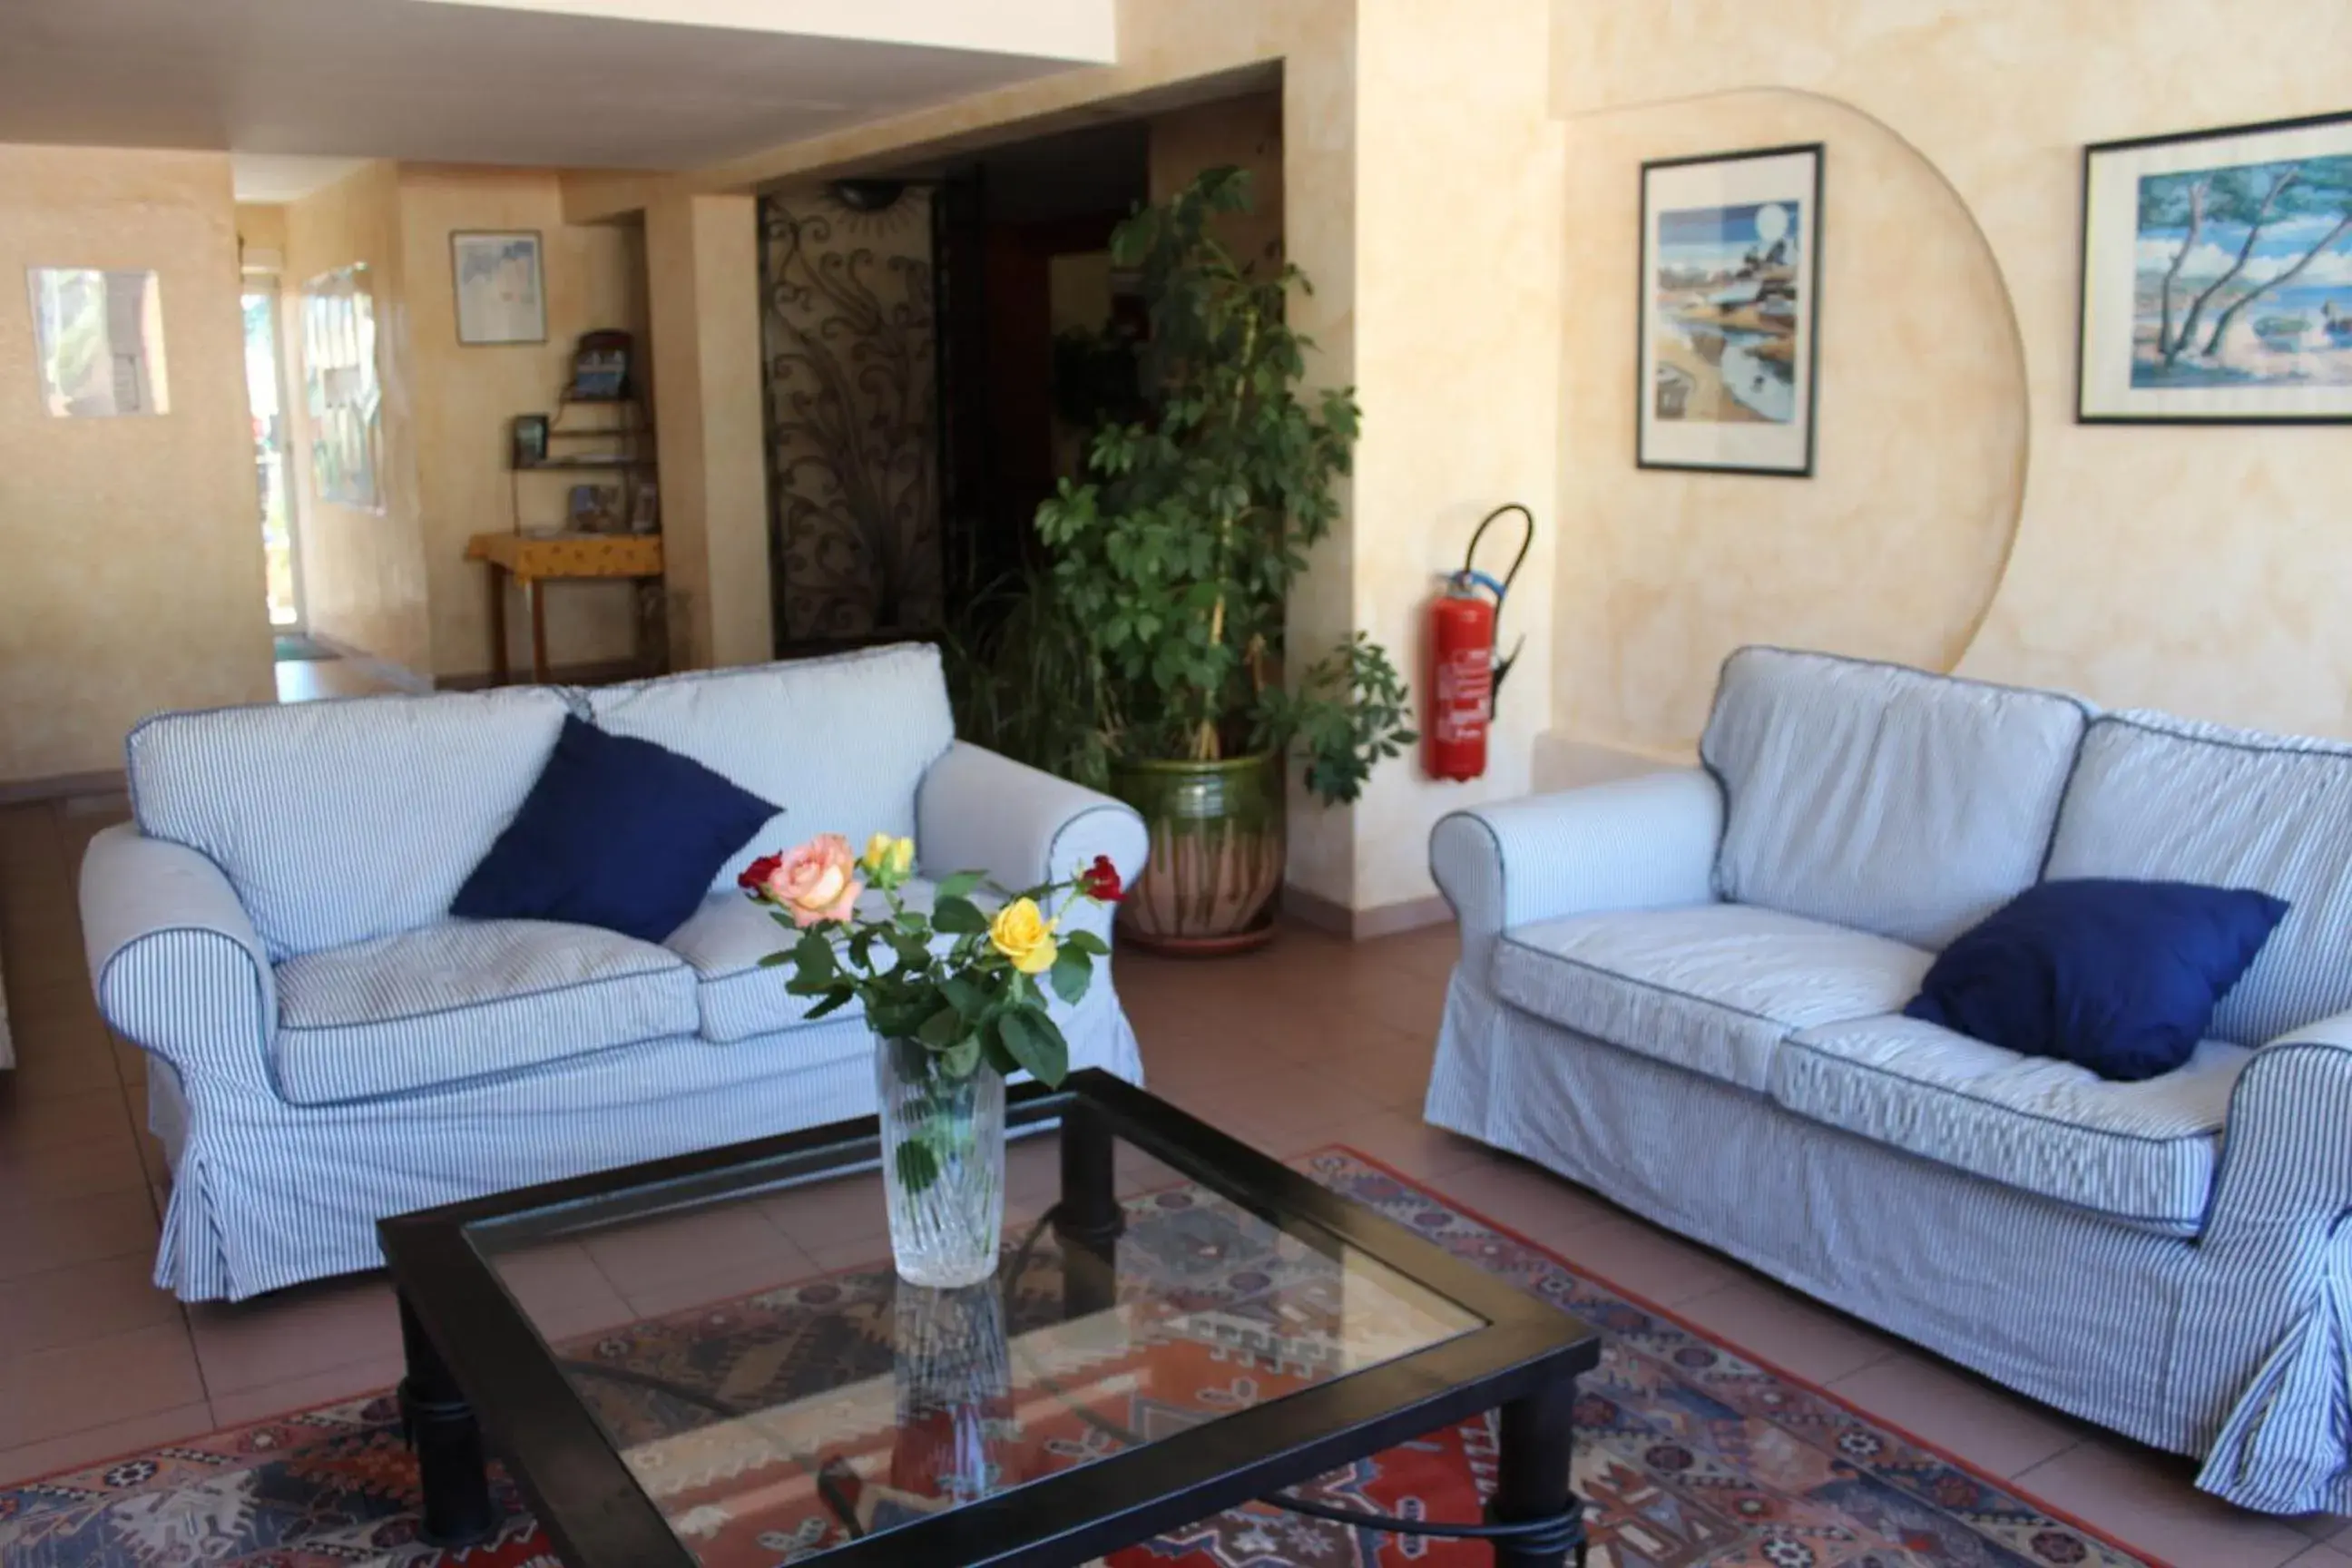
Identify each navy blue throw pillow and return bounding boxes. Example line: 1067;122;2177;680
453;715;778;944
1903;879;2288;1082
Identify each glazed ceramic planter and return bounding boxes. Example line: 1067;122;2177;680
1108;751;1286;955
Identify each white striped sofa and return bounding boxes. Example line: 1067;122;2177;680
1428;646;2352;1516
81;643;1147;1303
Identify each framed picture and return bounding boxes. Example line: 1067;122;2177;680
2079;110;2352;424
24;268;168;416
450;230;546;346
1637;143;1824;476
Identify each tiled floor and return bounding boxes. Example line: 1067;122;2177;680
1;795;2346;1563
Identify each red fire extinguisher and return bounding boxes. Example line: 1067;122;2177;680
1427;504;1533;782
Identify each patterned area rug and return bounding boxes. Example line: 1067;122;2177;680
0;1150;2159;1567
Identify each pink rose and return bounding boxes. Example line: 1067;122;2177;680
765;832;863;926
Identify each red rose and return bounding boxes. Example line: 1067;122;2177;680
738;852;784;894
1079;854;1124;902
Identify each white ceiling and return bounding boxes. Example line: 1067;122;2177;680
0;0;1116;193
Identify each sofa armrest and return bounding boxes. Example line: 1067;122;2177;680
2208;1012;2352;1240
915;742;1148;946
1429;768;1724;942
81;823;277;1095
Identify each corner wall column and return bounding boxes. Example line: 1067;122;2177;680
645;191;772;669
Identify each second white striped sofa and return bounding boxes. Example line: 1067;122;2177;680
1428;646;2352;1516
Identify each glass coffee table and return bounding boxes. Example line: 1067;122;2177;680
378;1069;1598;1567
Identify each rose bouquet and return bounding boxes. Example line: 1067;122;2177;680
740;831;1123;1283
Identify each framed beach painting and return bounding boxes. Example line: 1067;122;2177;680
450;230;546;346
1637;143;1823;476
2079;110;2352;424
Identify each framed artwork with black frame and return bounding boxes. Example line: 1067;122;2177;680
450;230;546;346
2077;109;2352;425
1636;142;1824;476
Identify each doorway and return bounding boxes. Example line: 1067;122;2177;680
240;280;304;634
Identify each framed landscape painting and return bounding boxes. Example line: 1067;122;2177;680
1637;143;1823;476
2079;110;2352;424
450;230;546;346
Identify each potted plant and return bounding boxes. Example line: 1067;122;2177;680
1034;167;1414;951
745;830;1124;1286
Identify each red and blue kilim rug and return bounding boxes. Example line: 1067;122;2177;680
0;1150;2159;1567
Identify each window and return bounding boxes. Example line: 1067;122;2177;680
301;263;382;510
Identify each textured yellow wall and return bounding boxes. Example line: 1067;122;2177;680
398;168;649;680
0;145;272;782
1551;0;2352;755
645;191;772;669
1149;90;1286;272
233;202;287;265
285;161;434;676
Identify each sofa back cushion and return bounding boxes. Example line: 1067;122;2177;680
127;685;573;961
2047;712;2352;1045
1700;647;2089;950
585;643;956;891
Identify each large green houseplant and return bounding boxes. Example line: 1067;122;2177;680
1034;166;1414;950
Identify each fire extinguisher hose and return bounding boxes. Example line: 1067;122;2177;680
1458;504;1534;694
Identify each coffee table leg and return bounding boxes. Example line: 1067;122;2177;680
1490;1377;1584;1567
1054;1102;1124;1319
398;1291;496;1547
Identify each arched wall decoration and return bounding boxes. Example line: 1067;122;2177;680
757;188;944;649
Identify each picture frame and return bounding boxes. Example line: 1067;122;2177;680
450;230;546;346
24;267;168;416
1636;143;1824;477
2077;109;2352;425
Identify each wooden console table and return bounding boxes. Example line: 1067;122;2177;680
466;532;663;684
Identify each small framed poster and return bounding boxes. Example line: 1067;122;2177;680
450;230;546;346
1637;143;1824;476
2078;110;2352;424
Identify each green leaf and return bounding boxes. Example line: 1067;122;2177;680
1049;945;1093;1006
932;896;989;936
916;1006;962;1048
757;951;789;968
1064;929;1109;957
942;1036;983;1078
935;870;985;902
995;1008;1069;1087
805;988;856;1020
894;1138;939;1195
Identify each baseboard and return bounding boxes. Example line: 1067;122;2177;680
1282;884;1454;941
0;769;128;807
436;658;652;692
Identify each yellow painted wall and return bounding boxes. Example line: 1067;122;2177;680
0;145;271;783
398;168;649;680
1549;0;2352;761
284;161;434;675
234;202;287;267
1149;90;1286;272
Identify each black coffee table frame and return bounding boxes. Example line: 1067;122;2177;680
378;1069;1599;1568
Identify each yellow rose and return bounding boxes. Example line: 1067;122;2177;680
887;836;915;877
861;832;916;887
988;897;1060;975
862;832;896;874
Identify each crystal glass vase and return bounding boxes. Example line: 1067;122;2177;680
874;1034;1006;1288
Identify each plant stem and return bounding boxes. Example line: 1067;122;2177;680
1193;311;1259;762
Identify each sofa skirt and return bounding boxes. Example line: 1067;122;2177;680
147;983;1143;1304
1426;966;2352;1515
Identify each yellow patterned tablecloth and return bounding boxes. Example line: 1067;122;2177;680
466;532;662;584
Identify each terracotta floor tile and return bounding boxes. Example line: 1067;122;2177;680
0;1187;158;1281
1540;1214;1742;1308
2014;1438;2312;1566
0;1040;121;1102
617;1250;823;1321
0;1085;138;1155
0;1124;148;1207
1319;1107;1492;1181
0;1320;206;1445
1421;1152;1622;1247
0;1399;214;1487
2286;1545;2352;1564
1671;1278;1902;1386
0;1252;181;1355
1824;1347;2090;1479
188;1274;400;1394
581;1201;800;1296
757;1181;893;1253
487;1240;640;1341
207;1354;408;1429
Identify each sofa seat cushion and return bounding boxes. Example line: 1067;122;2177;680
271;921;698;1104
1774;1014;2248;1231
1492;904;1933;1092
